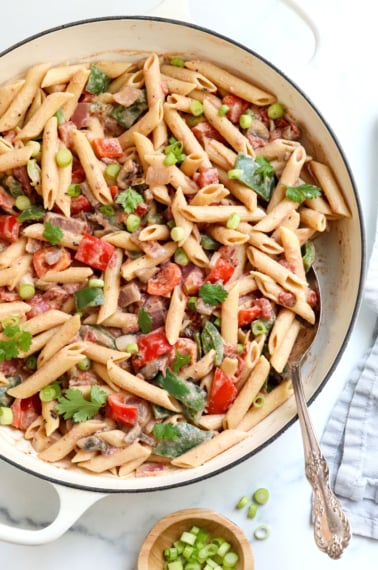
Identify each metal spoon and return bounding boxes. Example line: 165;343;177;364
288;267;351;559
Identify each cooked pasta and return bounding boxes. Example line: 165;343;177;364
0;51;348;479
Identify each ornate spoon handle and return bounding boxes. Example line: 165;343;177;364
291;364;352;558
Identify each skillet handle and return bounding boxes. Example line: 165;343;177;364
0;482;105;545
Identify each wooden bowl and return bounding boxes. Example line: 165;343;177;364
137;508;254;570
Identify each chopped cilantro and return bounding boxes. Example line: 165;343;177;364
199;283;228;306
172;351;192;373
17;206;45;222
43;222;64;245
153;423;180;440
138;307;153;334
285;183;322;204
55;385;107;423
116;187;144;215
0;325;32;362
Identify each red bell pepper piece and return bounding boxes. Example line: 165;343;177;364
74;234;115;271
106;393;138;426
32;247;72;278
206;258;234;284
70;194;93;215
133;327;173;369
92;137;123;158
0;215;21;243
207;367;237;415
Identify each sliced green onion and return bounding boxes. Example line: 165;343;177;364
247;503;258;519
126;343;138;354
0;406;13;425
218;104;230;117
223;551;239;566
54;108;65;125
15;195;31;211
67;183;81;197
190;100;204;116
164;152;177;166
77;357;92;371
239;113;253;129
253;523;271;540
226;212;240;230
55;148;73;167
188;296;197;312
171;226;185;242
27;159;41;186
180;531;197;546
170;57;185;67
26;140;41;157
126;214;141;232
174;247;189;266
88;278;105;288
237;343;244;353
39;382;61;402
186;114;204;127
104;163;121;180
2;316;20;329
18;282;35;300
200;234;220;251
251;319;268;336
167;562;183;570
227;168;242;180
253;393;266;408
253;487;270;505
267;102;285;120
99;204;115;217
236;495;249;509
164;547;179;561
167;219;176;229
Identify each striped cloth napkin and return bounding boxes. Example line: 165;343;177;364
321;221;378;539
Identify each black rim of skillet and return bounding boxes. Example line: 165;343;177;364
0;15;366;493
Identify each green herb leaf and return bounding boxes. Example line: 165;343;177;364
43;222;64;245
109;90;148;129
233;153;275;201
55;385;107;423
285;183;322;204
153;423;180;440
0;325;32;362
199;283;228;306
138;307;153;334
172;351;192;373
116;187;144;215
17;205;45;222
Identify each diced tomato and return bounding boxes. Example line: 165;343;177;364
32;247;72;278
92;137;124;159
0;215;21;243
70;194;93;215
133;327;173;369
135;202;148;217
193;168;219;188
206;258;234;284
207;368;237;415
11;396;41;431
191;121;225;144
106;393;138;426
74;234;115;271
109;185;119;200
238;306;262;327
147;263;182;296
222;94;249;124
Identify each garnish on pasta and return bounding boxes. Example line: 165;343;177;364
0;51;349;478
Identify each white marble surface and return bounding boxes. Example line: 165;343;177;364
0;1;377;568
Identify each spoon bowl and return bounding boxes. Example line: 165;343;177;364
289;266;351;559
